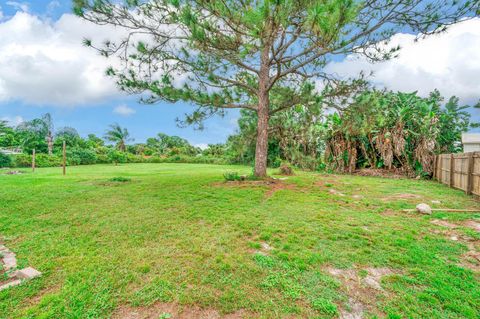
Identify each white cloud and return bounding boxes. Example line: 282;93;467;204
113;104;136;116
195;143;208;150
6;1;29;12
0;12;124;106
1;115;24;126
325;18;480;103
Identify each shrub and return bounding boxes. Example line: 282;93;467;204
108;149;127;165
223;171;241;181
109;176;131;182
125;153;144;163
14;154;32;167
0;153;13;168
278;162;294;175
35;154;63;167
65;148;97;165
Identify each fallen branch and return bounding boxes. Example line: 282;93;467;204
402;208;480;213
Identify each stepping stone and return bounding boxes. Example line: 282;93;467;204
0;279;22;291
3;252;17;270
14;267;42;280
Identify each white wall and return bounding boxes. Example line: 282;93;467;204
463;144;480;153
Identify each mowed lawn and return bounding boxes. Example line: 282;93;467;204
1;164;479;319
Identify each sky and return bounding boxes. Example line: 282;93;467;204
0;1;480;148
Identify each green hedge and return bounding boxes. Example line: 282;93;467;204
0;153;13;168
6;153;229;168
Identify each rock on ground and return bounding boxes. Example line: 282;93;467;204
416;203;432;215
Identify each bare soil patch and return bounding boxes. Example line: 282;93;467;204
353;168;410;179
381;193;421;201
463;220;480;232
380;209;400;217
111;302;251;319
430;220;480;271
212;179;297;199
430;219;458;229
325;267;396;319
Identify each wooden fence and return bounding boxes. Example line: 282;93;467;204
433;152;480;196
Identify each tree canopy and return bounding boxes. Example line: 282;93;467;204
71;1;480;175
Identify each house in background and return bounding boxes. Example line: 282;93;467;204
461;133;480;152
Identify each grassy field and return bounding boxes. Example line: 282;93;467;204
0;163;479;319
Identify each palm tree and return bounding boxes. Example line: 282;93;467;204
104;123;132;152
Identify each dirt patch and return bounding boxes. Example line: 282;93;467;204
328;189;346;197
111;302;251;319
212;179;297;200
463;220;480;232
264;181;297;199
4;170;23;175
353;168;410;179
430;219;459;229
325;267;396;318
381;209;400;217
381;193;421;201
252;242;274;256
429;220;480;271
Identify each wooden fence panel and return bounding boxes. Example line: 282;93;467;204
435;152;479;196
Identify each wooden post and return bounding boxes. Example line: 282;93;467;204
32;149;35;172
449;153;455;188
433;155;437;180
439;155;443;183
466;152;474;195
62;141;66;176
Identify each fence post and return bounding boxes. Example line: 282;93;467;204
467;152;474;195
62;141;66;176
433;155;437;180
449;154;455;188
32;149;35;172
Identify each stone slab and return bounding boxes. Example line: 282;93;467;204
14;267;42;280
0;279;22;291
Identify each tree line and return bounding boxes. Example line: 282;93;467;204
1;88;476;176
0;118;224;168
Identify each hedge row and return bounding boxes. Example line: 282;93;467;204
1;151;229;168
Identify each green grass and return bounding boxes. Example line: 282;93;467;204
0;163;479;318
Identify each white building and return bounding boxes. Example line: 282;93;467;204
461;133;480;152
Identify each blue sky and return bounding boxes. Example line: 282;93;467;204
0;0;240;147
0;1;479;146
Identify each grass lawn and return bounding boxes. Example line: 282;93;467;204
0;163;479;318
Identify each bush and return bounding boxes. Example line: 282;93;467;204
0;153;12;168
13;154;32;167
109;176;131;182
108;149;127;165
65;148;97;165
36;154;62;167
125;153;144;163
223;171;242;181
278;162;294;175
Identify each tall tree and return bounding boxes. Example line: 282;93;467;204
104;123;133;152
74;0;478;177
16;113;53;154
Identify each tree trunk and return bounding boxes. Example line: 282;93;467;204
47;133;53;155
254;94;269;177
254;45;271;178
